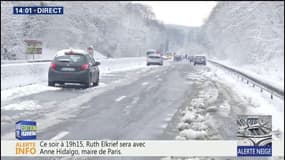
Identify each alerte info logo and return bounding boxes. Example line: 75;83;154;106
237;115;272;157
15;120;37;140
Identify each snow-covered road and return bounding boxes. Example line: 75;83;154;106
1;61;284;160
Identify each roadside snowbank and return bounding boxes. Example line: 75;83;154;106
208;63;284;139
211;59;284;93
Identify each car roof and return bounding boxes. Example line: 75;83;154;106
147;49;156;53
56;49;88;57
148;54;161;57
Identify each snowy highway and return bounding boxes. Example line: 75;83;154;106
1;60;284;160
1;1;284;160
2;61;283;143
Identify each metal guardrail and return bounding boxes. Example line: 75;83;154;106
208;60;284;100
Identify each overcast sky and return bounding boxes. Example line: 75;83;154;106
132;1;217;27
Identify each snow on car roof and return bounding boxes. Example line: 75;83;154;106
147;49;156;52
148;53;161;57
56;49;88;56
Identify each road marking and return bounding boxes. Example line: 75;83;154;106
50;131;69;140
167;113;174;117
164;117;172;122
160;124;168;129
115;96;126;102
141;82;149;86
131;97;140;104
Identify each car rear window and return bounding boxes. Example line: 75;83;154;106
196;56;205;59
146;51;156;55
149;56;161;59
55;54;86;63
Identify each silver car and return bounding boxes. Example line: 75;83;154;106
146;54;163;66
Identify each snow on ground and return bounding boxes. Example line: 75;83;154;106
163;64;284;160
2;100;42;111
1;62;50;90
1;83;60;102
206;63;284;139
175;70;219;141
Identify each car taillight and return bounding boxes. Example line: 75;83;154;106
81;64;89;70
50;63;56;70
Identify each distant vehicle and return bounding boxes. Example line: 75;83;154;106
189;56;195;62
146;54;163;66
193;56;207;65
146;49;157;56
173;55;182;62
165;52;173;59
48;49;100;88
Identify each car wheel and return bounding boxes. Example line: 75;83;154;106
48;81;55;87
84;75;92;88
94;74;99;86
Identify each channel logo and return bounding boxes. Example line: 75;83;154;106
13;6;64;15
237;115;272;157
15;120;37;140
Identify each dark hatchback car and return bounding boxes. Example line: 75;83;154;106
48;49;100;88
194;56;207;65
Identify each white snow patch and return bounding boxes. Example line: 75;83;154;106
190;122;208;131
115;96;127;102
198;87;219;104
175;135;186;140
141;82;149;86
2;100;42;110
206;105;218;112
177;122;190;130
182;111;205;123
217;101;231;117
179;128;207;139
164;117;172;122
160;124;168;129
1;83;60;102
190;98;205;108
